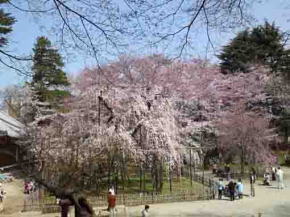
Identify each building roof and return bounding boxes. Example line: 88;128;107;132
0;111;23;138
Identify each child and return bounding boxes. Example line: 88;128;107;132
236;179;244;199
217;179;224;200
141;205;150;217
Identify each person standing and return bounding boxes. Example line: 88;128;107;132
249;172;255;197
217;179;224;200
236;179;244;199
228;180;235;201
251;168;256;183
108;191;116;217
276;167;284;189
272;167;277;181
141;205;150;217
78;197;95;217
58;198;73;217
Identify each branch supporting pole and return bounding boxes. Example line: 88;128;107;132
189;148;193;186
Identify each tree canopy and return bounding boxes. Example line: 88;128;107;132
0;0;15;48
32;36;70;106
218;22;288;74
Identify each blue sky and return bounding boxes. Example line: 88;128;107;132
0;0;289;88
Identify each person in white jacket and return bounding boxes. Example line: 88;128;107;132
276;167;284;189
141;205;150;217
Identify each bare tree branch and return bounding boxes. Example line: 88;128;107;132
7;0;54;13
0;50;32;61
0;58;31;77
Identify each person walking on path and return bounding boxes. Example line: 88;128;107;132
236;179;244;199
250;172;255;197
217;179;224;200
58;198;73;217
141;205;150;217
251;168;256;183
228;180;235;201
276;167;284;189
78;197;95;217
108;191;117;217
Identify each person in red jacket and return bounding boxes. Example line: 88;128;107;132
107;191;116;217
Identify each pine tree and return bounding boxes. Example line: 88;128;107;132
0;0;16;47
218;22;287;74
32;36;70;109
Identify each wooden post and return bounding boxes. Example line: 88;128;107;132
139;164;143;192
189;148;193;187
169;164;172;193
202;155;205;185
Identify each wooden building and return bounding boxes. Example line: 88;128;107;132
0;111;23;167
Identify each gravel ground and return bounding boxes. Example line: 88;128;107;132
2;168;290;217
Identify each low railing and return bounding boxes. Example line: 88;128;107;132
23;188;213;213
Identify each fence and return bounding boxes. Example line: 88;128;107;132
23;186;214;213
22;168;217;213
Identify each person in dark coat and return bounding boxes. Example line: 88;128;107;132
228;180;235;201
78;197;95;217
59;198;73;217
249;172;255;197
251;168;256;183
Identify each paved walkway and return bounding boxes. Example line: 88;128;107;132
127;167;290;217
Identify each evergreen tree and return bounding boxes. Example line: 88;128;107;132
218;22;287;74
0;0;16;47
32;36;70;108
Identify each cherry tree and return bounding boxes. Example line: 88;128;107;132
22;82;181;215
216;103;277;174
75;56;274;167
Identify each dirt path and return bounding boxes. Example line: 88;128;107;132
1;178;25;216
2;168;290;216
127;167;290;217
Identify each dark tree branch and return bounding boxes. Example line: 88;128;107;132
203;6;215;53
0;50;32;61
7;0;54;13
0;58;31;77
54;0;118;48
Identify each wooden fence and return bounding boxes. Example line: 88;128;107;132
22;169;217;213
23;187;214;213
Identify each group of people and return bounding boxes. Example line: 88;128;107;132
58;186;150;217
107;187;150;217
263;166;284;189
217;178;244;201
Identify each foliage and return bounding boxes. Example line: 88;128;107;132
20;55;280;215
218;22;288;74
216;103;276;173
0;0;15;47
0;85;24;117
31;36;70;111
23;84;181;196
